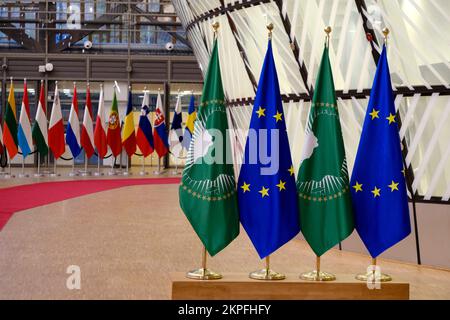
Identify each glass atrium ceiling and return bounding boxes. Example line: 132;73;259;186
173;0;450;201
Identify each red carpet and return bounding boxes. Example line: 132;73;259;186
0;177;181;231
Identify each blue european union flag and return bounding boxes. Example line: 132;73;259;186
237;39;300;259
350;45;411;258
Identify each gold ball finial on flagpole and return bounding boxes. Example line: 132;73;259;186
267;23;274;39
212;21;220;40
324;26;332;47
382;27;390;44
212;21;220;32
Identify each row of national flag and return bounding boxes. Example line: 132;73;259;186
180;34;411;261
1;83;197;163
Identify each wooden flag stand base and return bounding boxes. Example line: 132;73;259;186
171;272;409;300
186;247;222;280
300;256;336;281
249;256;285;280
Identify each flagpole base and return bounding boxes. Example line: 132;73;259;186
34;173;44;177
68;171;79;177
80;171;92;177
93;171;104;176
172;170;180;175
49;173;61;177
139;171;149;176
153;170;164;175
300;270;336;281
249;268;285;281
186;268;222;280
122;171;132;176
107;170;117;176
18;173;29;178
2;174;15;179
355;272;392;282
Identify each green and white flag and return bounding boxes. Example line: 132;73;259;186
32;82;49;156
179;39;239;256
296;45;354;257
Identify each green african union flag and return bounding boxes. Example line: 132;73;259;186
296;45;354;257
179;39;239;257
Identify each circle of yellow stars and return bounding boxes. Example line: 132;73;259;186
369;107;397;125
352;180;400;198
241;180;289;198
240;167;294;198
255;106;284;123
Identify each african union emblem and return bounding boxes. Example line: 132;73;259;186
296;105;350;200
179;36;239;257
108;111;119;130
182;103;236;202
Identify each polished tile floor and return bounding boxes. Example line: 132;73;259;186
0;168;449;299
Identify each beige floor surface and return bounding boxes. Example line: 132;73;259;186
0;181;449;299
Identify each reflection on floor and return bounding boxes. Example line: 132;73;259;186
0;176;449;299
0;165;181;188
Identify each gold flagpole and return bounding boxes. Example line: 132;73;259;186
249;23;286;280
355;28;392;283
185;22;223;281
300;255;336;281
186;245;222;280
299;26;336;282
249;255;286;281
355;256;392;282
247;23;285;282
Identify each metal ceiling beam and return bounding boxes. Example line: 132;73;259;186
0;21;43;52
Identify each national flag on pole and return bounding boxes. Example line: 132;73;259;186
179;38;240;256
153;91;169;158
238;39;300;259
32;81;48;156
3;81;18;159
18;79;33;158
48;82;65;159
0;122;3;155
182;94;196;151
107;90;122;157
81;84;95;159
94;85;108;159
136;90;154;157
350;45;411;258
169;93;183;157
66;83;82;158
122;89;137;157
296;44;354;257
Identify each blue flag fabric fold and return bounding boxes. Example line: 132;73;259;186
350;45;411;258
237;40;300;259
